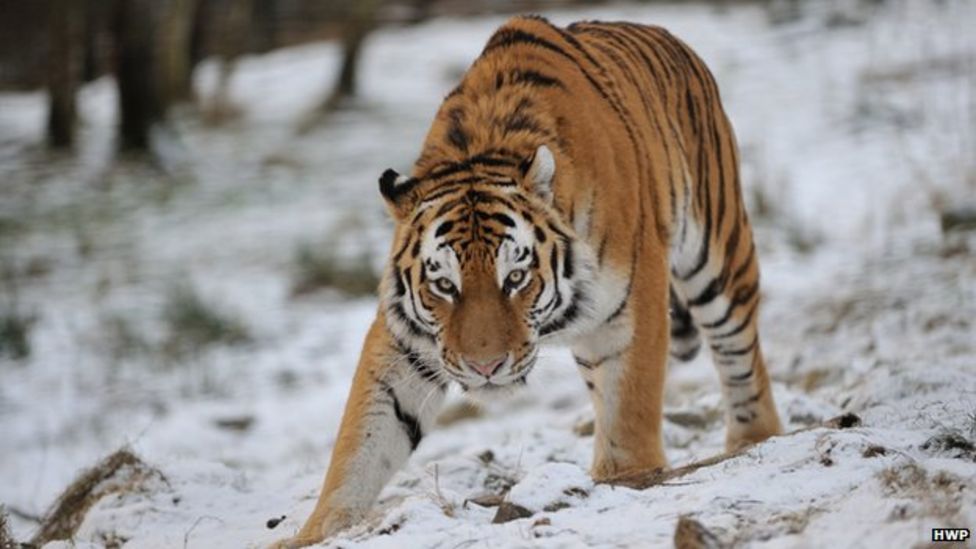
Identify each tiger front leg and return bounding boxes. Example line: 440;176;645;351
273;317;447;548
572;279;671;480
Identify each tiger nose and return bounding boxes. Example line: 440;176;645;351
464;354;507;378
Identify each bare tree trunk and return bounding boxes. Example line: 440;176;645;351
205;0;252;125
46;0;83;148
323;0;379;112
159;0;198;104
114;0;164;151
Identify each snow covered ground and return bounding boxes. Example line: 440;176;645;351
2;1;975;547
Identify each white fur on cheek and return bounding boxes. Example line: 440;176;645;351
421;224;461;293
496;215;536;287
529;145;556;198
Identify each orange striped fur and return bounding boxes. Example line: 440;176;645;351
275;16;782;548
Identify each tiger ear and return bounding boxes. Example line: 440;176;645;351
520;145;555;201
379;168;420;220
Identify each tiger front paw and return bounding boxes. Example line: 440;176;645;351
269;508;357;548
268;536;318;549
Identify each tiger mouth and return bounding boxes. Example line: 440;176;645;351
443;350;538;390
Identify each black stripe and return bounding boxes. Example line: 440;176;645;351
392;339;448;391
445;108;468;152
605;245;640;324
604;289;629;324
575;348;626;370
534;226;547;243
731;390;762;408
509;68;567;90
573;355;593;369
710;299;758;340
670;312;697;339
700;280;759;329
483;27;642;169
391;267;406;296
386;302;435;343
484;28;573;64
539;287;584;336
503;112;546;135
384;384;423;450
671;346;701;362
425;154;519;183
435;221;454;237
687;273;726;308
597;233;608;265
479;211;516;228
562;239;574;279
712;335;758;357
537;246;564;319
727;368;753;381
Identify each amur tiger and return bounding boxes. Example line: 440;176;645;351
275;15;783;548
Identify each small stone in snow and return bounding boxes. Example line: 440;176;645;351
673;516;724;549
266;515;286;529
492;502;533;524
824;413;861;429
465;493;504;508
862;445;887;458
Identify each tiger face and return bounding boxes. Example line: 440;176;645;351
379;146;593;393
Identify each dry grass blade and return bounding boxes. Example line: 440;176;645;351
30;449;164;546
1;509;16;548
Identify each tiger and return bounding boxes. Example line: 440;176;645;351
275;15;783;548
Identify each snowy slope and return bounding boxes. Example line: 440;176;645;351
1;1;974;548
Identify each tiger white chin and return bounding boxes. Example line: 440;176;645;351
437;345;540;395
457;368;536;402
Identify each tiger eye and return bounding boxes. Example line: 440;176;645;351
506;269;526;288
434;278;457;295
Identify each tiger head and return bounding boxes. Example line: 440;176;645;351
378;145;594;393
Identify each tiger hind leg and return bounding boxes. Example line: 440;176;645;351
669;286;701;362
672;223;783;451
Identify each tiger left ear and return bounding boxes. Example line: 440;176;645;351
520;145;555;201
379;168;420;220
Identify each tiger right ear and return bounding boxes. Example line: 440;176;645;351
379;169;419;220
520;145;555;201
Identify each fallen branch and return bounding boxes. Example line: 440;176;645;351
601;413;862;490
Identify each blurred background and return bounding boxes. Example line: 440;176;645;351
0;0;973;546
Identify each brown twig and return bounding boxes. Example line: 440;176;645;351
600;414;862;490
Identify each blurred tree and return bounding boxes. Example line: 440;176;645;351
205;0;254;124
46;0;84;148
159;0;200;104
325;0;380;111
114;0;165;151
297;0;382;132
113;0;199;151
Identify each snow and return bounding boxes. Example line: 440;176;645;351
2;1;975;548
